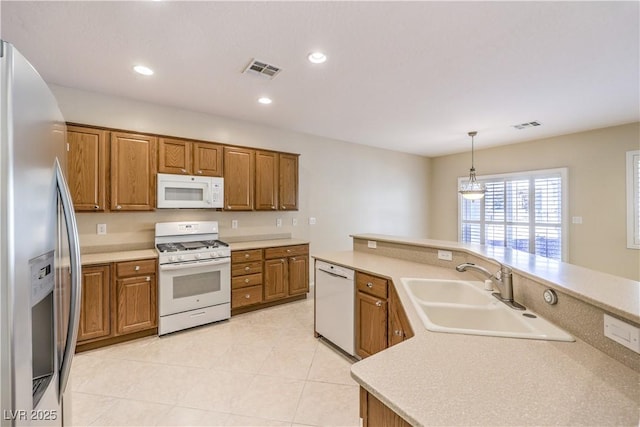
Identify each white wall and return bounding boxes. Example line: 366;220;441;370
51;85;431;255
429;122;640;281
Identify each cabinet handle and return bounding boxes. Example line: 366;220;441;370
394;330;403;336
375;301;382;307
244;266;250;271
244;253;250;258
281;205;286;210
134;265;140;271
245;294;251;299
94;205;99;209
227;205;231;209
145;276;151;282
286;249;291;253
244;278;250;283
181;168;186;173
281;259;285;263
197;170;203;174
367;282;373;288
116;205;122;210
271;206;276;209
291;257;296;262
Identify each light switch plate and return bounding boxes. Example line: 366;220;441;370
231;220;238;229
97;223;107;235
604;314;640;353
276;218;282;227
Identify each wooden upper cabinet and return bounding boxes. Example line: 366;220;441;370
255;150;279;210
279;153;298;210
66;125;108;211
110;132;157;211
158;138;191;175
158;138;223;177
193;142;223;177
224;146;254;210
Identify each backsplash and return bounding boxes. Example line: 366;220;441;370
77;210;307;254
353;238;640;372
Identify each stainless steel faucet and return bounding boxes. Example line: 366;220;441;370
456;262;525;310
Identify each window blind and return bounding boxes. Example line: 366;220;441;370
459;169;566;261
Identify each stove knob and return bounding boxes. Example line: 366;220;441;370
169;256;177;262
210;252;217;258
178;255;184;261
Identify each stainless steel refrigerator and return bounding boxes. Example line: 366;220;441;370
0;41;81;426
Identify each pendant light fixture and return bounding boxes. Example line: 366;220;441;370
458;131;486;200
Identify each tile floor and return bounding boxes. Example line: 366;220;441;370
70;295;361;426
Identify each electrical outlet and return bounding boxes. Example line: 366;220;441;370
572;216;583;224
292;218;298;226
438;250;453;261
604;314;640;353
309;217;317;225
368;240;377;249
97;224;107;235
231;220;238;229
276;218;282;227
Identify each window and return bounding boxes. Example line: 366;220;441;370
459;168;567;261
627;150;640;249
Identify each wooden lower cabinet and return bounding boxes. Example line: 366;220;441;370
76;258;157;352
78;264;111;342
231;249;264;310
115;274;157;335
360;388;412;427
355;272;414;358
232;244;309;315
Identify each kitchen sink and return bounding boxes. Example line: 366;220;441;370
400;278;574;342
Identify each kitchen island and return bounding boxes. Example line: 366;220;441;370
313;235;640;426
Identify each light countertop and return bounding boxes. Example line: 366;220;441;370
229;238;309;251
312;249;640;426
352;234;639;324
81;249;158;265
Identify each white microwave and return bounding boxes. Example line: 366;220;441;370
157;173;224;209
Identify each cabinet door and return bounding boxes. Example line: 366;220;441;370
115;274;157;335
288;255;309;296
356;291;388;358
279;153;298;210
388;284;414;347
66;126;108;211
78;265;111;342
110;132;157;211
224;147;254;210
264;258;287;301
255;150;279;211
158;138;191;175
193;142;223;177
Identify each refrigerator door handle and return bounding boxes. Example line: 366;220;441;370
54;159;81;398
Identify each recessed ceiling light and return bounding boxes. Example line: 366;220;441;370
133;65;154;76
258;97;272;105
308;52;327;64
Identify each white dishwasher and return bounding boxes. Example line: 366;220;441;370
315;260;355;356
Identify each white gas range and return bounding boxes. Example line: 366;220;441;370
155;221;231;335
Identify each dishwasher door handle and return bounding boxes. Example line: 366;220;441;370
317;268;349;280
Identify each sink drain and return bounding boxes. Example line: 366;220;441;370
522;313;537;319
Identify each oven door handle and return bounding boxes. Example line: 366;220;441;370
159;258;230;271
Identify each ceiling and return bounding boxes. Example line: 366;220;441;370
1;1;638;157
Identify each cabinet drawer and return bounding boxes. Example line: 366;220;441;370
115;259;156;278
264;244;308;259
231;249;263;263
356;272;388;299
232;273;262;289
231;261;263;276
232;285;263;308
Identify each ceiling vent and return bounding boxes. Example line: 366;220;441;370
513;121;541;130
243;59;281;79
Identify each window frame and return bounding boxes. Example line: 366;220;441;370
457;167;569;261
626;150;640;249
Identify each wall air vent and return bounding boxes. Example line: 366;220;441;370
243;59;282;79
513;121;542;130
